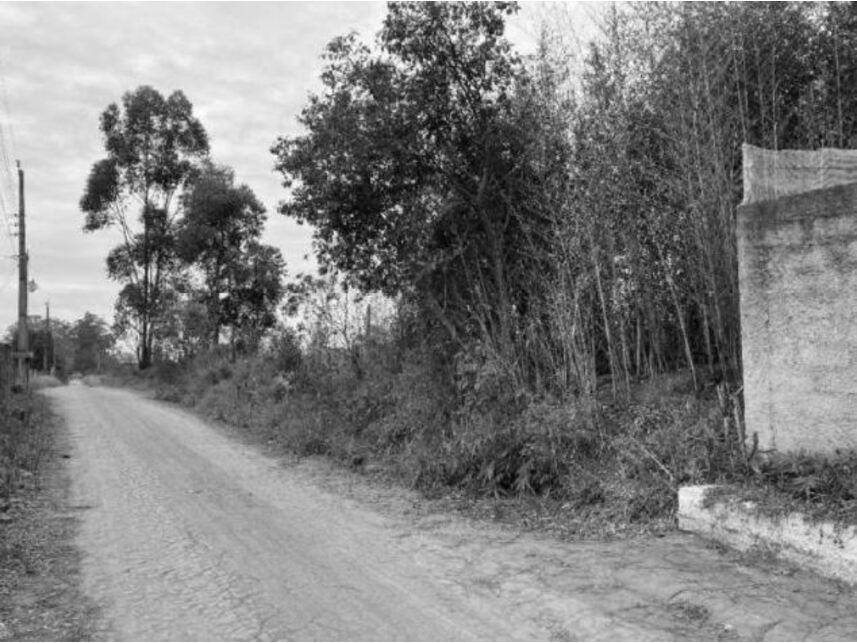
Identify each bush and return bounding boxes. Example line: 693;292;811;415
143;336;751;535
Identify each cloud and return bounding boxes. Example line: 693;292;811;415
0;3;37;28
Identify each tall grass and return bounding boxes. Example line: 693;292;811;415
1;380;61;506
150;336;749;531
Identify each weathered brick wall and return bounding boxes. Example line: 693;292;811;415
738;183;857;454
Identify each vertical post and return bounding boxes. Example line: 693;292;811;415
16;161;27;389
0;344;10;404
365;303;371;340
44;301;51;373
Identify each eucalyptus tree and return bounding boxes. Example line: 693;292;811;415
177;163;285;354
80;85;209;369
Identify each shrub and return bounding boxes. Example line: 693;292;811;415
144;335;753;534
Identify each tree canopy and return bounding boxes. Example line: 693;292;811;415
80;85;209;369
272;1;857;397
272;2;553;359
177;163;285;353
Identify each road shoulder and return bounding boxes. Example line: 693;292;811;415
0;393;101;642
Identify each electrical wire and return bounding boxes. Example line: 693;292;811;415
0;56;17;257
0;265;14;293
0;55;19;309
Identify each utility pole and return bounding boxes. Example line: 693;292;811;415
15;160;28;388
44;301;51;373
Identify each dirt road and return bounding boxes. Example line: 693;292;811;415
46;384;857;641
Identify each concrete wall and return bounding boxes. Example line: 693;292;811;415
737;183;857;454
742;144;857;204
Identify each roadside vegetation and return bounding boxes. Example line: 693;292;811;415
707;453;857;528
0;379;97;641
65;2;857;534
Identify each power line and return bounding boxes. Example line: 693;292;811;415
0;181;14;255
0;58;18;162
0;265;14;293
0;199;13;255
0;54;18;329
0;56;17;161
0;57;17;256
0;121;15;201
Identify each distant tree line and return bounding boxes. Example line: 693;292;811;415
4;311;114;377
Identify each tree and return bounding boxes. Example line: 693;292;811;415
80;85;209;369
176;163;269;345
272;2;549;367
154;286;210;362
5;318;74;377
275;1;857;403
531;1;846;392
70;313;114;374
226;242;286;355
283;273;393;379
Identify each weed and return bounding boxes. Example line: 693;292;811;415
1;390;54;503
142;340;751;535
668;599;711;624
0;387;100;640
710;451;857;526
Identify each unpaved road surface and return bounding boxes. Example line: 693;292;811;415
47;384;857;641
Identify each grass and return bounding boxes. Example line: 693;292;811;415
702;451;857;528
128;347;753;539
0;382;99;641
117;341;857;542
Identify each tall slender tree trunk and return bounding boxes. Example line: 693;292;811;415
592;246;618;398
139;198;152;370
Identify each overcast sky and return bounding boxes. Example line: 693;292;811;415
0;1;595;332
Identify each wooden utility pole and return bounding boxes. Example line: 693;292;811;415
44;301;51;373
15;160;28;388
0;343;10;402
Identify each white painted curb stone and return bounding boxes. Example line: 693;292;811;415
678;485;857;584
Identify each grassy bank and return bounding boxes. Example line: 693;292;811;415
133;345;750;538
0;381;98;641
110;344;857;537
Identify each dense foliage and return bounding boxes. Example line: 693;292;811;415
274;1;857;398
177;163;286;354
273;3;556;378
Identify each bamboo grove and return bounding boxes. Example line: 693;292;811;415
274;2;857;400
